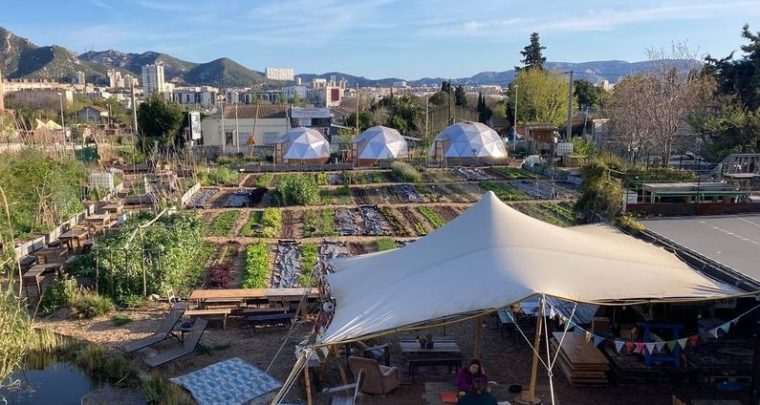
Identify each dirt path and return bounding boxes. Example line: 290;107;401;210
281;209;304;239
231;209;251;236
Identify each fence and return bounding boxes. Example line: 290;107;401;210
180;182;201;206
626;202;760;217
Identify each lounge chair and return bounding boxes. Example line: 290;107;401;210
144;318;208;368
346;341;391;366
325;369;364;405
119;303;187;354
348;356;400;396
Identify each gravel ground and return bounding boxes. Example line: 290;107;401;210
33;305;719;405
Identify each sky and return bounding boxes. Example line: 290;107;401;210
4;0;760;79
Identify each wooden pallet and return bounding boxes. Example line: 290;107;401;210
550;332;609;386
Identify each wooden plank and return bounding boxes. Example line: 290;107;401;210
551;332;608;365
188;288;318;300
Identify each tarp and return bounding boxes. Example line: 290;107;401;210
320;191;740;344
275;127;330;160
352;125;409;160
170;357;281;405
429;121;507;158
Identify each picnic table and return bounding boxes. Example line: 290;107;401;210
23;263;62;296
33;246;68;264
399;338;463;382
85;214;110;227
188;288;319;310
100;203;123;215
58;228;89;252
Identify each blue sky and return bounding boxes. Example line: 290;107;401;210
4;0;760;79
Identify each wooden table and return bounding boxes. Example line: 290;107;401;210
33;247;68;264
400;338;463;382
189;288;319;310
101;203;123;215
58;228;89;252
23;263;62;296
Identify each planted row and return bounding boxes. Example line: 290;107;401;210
417;206;445;229
478;181;531;201
207;211;239;236
303;209;337;237
242;242;269;288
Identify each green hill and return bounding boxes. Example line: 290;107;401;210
183;58;263;87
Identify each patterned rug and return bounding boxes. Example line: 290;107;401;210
170;357;282;405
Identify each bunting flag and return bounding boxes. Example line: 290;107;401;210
593;336;604;347
624;342;635;354
634;342;645;354
655;341;666;353
614;340;625;353
585;331;593;344
666;340;678;352
573;327;583;336
677;338;688;350
645;342;656;354
688;336;700;346
719;323;731;334
711;327;720;339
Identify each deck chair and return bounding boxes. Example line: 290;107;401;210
119;302;187;354
325;369;364;405
144;318;208;368
348;356;399;396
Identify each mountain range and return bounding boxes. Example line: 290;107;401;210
0;26;697;89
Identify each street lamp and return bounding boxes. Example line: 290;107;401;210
58;92;66;149
217;95;225;151
512;84;519;140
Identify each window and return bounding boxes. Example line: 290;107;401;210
225;132;234;145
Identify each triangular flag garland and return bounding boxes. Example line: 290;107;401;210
534;301;760;355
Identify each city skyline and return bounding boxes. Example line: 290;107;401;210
3;0;760;79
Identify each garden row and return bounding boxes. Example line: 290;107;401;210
201;205;467;239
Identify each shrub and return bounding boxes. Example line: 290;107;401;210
71;293;114;318
142;372;193;405
111;314;133;326
260;208;282;238
199;167;238;186
242;242;269;288
376;237;397;251
276;174;319;205
39;277;79;316
391;162;422;183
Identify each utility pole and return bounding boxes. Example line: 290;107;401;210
131;84;138;140
58;92;66;151
220;97;226;150
448;79;452;125
355;85;360;136
425;94;429;139
513;84;519;138
565;70;574;141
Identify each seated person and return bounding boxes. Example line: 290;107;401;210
455;359;489;392
457;378;497;405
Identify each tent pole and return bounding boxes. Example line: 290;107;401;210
303;365;313;405
517;299;544;405
474;315;484;359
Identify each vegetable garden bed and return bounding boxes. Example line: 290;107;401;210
206;211;239;236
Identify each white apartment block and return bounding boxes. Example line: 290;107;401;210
75;71;86;85
173;86;219;107
265;67;295;81
141;63;166;96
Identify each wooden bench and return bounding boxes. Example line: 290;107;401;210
22;263;62;296
247;312;295;333
185;308;232;330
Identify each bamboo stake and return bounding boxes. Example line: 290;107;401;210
303;364;313;405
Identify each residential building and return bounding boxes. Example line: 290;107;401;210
200;104;291;152
392;81;407;88
172;86;219;107
596;80;612;92
309;76;346;108
75;71;86;85
290;107;332;129
107;69;122;88
265;67;295;81
223;88;255;104
2;78;69;94
124;74;138;89
141;63;166;97
282;85;307;101
78;105;109;122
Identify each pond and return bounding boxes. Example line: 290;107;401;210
0;360;104;405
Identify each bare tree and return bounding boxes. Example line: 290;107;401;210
606;76;653;163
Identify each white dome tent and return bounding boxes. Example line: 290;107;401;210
273;127;331;164
352;125;409;164
429;121;507;160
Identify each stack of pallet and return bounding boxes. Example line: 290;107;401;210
550;332;609;386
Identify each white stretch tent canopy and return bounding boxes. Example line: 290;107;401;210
352;126;409;160
429;121;507;158
321;191;739;344
275;127;330;161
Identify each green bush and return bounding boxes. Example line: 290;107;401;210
71;293;114;318
198;167;238;186
376;237;397;251
276;174;319;205
242;242;269;288
574;158;624;221
391;162;422;183
260;208;282;238
39;277;79;316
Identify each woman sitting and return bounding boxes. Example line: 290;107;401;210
455;359;489;392
457;378;497;405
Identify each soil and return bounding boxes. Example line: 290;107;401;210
433;205;459;222
282;209;304;239
397;207;431;236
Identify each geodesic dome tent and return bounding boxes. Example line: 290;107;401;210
274;127;331;164
352;125;409;163
429;122;507;160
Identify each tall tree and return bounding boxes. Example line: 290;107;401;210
136;94;185;151
509;68;570;126
454;86;467;107
519;32;547;70
705;24;760;110
574;79;604;109
441;80;452;93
